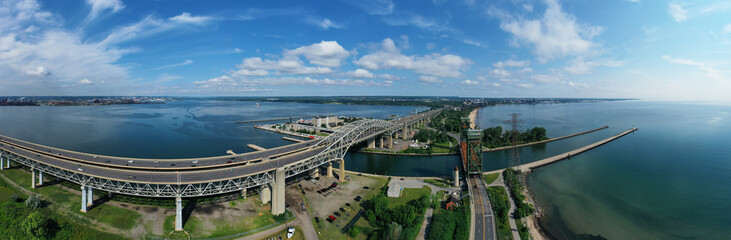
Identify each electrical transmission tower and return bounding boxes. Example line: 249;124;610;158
504;113;524;172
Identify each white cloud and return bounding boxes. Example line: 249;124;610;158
168;12;215;25
152;59;193;70
342;0;394;15
25;66;50;77
531;74;562;83
234;48;242;53
668;4;687;22
490;0;603;60
563;58;624;75
567;81;588;88
354;38;472;78
86;0;124;21
237;57;333;75
724;24;731;34
286;41;350;68
100;12;215;46
516;83;534;88
662;55;722;80
194;76;392;90
493;60;530;68
419;76;442;83
231;69;269;77
347;69;375;78
523;4;533;12
306;17;343;30
77;78;93;85
461;79;479;85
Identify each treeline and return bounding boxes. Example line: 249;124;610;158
503;169;534;218
487;186;512;240
430;108;474;133
426;197;470;240
362;193;430;239
482;126;547;148
413;129;453;144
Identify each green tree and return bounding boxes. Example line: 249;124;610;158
23;211;50;239
349;226;361;238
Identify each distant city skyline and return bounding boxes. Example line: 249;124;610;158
0;0;729;100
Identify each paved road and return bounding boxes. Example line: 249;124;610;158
472;177;496;240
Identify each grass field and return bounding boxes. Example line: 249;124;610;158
388;186;431;207
424;178;452;188
483;173;500;185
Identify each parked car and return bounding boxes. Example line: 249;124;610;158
287;227;295;239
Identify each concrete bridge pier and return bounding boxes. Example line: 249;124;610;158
242;188;247;199
311;167;320;178
260;185;271;204
327;162;333;178
271;167;286;215
388;135;393;149
338;158;345;182
80;186;88;213
5;157;8;168
175;196;183;231
31;167;36;189
87;187;93;207
367;138;376;148
402;124;409;139
379;137;384;148
38;171;43;186
1;153;4;170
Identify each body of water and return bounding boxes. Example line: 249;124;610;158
1;99;729;239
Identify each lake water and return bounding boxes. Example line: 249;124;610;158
479;101;731;240
1;99;728;239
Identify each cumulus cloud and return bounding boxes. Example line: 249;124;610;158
354;38;472;78
306;17;343;30
516;83;534;88
531;73;562;83
347;69;375;78
287;41;350;68
77;78;93;85
194;76;392;90
418;76;442;83
489;0;603;60
461;79;479;85
493;60;530;68
25;66;50;77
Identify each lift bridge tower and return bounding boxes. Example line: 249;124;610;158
460;117;483;175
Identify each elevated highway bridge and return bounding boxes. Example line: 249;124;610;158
0;109;441;230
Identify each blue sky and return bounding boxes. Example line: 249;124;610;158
1;0;730;100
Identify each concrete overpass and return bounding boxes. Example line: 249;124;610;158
0;109;441;231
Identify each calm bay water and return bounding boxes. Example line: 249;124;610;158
1;100;729;239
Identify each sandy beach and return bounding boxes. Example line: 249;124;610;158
525;184;552;240
468;107;479;129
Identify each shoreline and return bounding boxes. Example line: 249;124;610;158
468;107;479;129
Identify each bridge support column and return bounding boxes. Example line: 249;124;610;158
260;185;271;204
31;167;36;189
5;157;8;168
242;188;247;199
87;187;93;207
271;167;285;215
311;167;320;178
80;186;88;213
379;137;384;148
338;158;345;182
175;196;183;231
402;124;408;139
327;162;333;178
367;138;375;148
1;153;4;170
38;171;43;186
388;135;393;149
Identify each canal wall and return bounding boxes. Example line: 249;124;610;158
483;127;637;175
483;125;608;152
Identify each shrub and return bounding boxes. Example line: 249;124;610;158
23;211;50;239
10;193;20;202
26;195;41;209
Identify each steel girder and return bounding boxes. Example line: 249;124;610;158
0;110;439;198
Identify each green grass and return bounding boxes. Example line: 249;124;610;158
424;178;452;188
486;186;511;240
1;168;140;231
388;186;431;207
483;173;500;185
